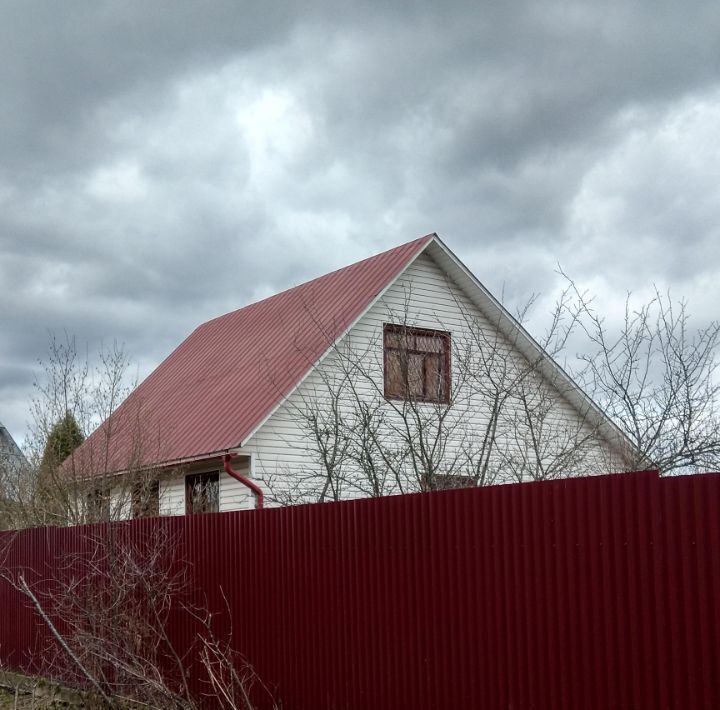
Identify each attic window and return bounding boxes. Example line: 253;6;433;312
384;324;451;403
185;472;219;514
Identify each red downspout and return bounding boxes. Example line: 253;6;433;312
222;454;264;509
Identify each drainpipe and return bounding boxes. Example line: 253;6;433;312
222;454;264;509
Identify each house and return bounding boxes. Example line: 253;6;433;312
68;234;636;519
0;421;27;474
0;421;29;526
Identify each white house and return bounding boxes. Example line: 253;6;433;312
68;234;637;519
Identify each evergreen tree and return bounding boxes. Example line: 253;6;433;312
40;412;85;472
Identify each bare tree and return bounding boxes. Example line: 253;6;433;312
564;281;720;474
450;283;621;484
0;528;278;709
0;333;164;529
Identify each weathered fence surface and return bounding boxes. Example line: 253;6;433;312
0;470;718;709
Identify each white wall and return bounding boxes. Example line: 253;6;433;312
242;252;629;505
159;476;185;516
219;457;253;512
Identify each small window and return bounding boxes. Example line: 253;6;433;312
434;474;474;490
384;324;451;403
132;479;159;519
185;472;219;515
86;488;109;522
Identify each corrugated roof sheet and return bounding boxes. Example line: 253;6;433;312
72;234;434;474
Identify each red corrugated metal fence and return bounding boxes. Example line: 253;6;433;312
0;470;718;708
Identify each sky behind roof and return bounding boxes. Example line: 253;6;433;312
2;1;720;443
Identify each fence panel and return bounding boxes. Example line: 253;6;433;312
0;470;718;709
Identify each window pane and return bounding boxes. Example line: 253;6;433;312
384;330;403;349
206;477;219;513
435;474;474;490
407;353;425;397
145;481;160;517
191;481;203;512
187;473;220;514
415;334;445;354
424;353;442;399
133;480;159;519
386;349;404;397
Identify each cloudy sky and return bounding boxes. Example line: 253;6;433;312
2;1;720;442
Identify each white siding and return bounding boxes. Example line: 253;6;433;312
219;458;253;512
242;252;628;505
160;476;186;516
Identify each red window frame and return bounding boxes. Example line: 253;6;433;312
383;324;451;404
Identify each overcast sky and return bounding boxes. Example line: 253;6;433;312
2;1;720;443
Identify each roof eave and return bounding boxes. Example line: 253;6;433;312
75;447;246;482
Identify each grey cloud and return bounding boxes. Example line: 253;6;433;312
2;0;720;439
0;1;309;181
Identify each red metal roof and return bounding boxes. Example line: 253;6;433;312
72;234;435;474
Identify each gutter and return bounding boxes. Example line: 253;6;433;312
222;454;264;509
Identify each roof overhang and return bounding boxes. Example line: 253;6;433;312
73;447;248;482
